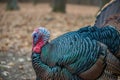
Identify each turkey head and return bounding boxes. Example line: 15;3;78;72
32;27;50;53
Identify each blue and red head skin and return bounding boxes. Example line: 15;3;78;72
32;27;50;53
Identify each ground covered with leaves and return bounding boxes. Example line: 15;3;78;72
0;3;99;80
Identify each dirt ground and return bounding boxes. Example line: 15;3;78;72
0;3;100;80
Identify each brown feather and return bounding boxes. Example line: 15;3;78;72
79;42;107;80
79;55;106;80
104;14;120;31
98;52;120;80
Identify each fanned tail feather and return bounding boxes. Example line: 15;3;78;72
94;0;120;27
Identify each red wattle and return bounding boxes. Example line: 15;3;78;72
33;39;44;53
33;45;41;53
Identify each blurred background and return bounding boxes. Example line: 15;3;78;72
0;0;110;80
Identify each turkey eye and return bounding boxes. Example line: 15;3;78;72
34;35;36;38
33;33;37;38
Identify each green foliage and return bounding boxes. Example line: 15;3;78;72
102;0;111;6
33;0;39;5
52;0;66;13
6;0;19;10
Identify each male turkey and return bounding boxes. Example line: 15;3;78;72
32;26;120;80
31;0;120;80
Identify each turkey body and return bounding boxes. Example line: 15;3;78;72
32;0;120;79
41;30;105;73
32;26;120;80
32;26;118;80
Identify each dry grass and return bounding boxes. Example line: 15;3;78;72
0;3;99;54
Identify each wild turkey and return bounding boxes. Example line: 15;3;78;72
32;26;120;80
31;0;120;80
